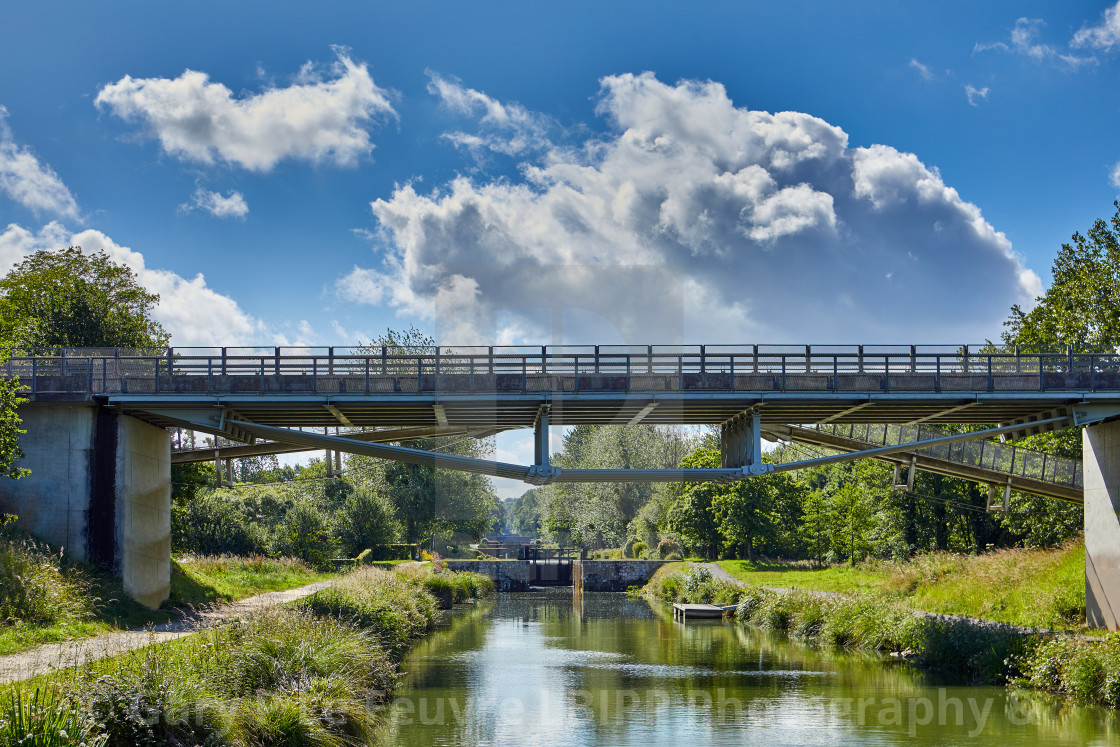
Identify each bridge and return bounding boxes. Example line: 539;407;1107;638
2;344;1120;629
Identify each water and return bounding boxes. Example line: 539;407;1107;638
386;589;1117;746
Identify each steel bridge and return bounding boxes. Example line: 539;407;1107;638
4;344;1120;627
6;344;1119;485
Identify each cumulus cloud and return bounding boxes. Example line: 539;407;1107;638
427;72;551;157
1111;161;1120;191
0;107;79;219
338;73;1040;344
1074;2;1120;51
95;48;395;171
180;187;249;219
964;84;990;106
0;222;260;346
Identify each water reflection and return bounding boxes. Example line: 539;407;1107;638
386;589;1118;746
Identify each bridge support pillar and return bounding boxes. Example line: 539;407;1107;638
0;403;171;609
721;411;760;469
1083;420;1120;630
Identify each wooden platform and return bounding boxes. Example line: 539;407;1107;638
673;603;733;620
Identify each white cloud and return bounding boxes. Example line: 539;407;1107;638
977;17;1096;69
338;73;1040;344
0;107;79;219
427;72;551;157
0;223;261;346
1074;2;1120;52
1110;160;1120;190
964;84;990;106
909;59;934;81
95;48;395;172
180;187;249;219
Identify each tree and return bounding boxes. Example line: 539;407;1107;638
1004;202;1120;347
0;348;28;481
0;246;168;349
666;448;724;559
334;487;401;557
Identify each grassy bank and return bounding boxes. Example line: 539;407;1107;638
644;564;1120;709
717;538;1086;630
0;528;333;655
1;564;493;744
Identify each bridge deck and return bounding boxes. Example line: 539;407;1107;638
9;346;1120;431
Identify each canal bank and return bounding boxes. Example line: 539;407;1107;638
386;588;1118;745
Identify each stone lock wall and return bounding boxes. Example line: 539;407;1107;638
446;560;532;591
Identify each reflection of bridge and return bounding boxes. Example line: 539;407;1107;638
2;345;1120;629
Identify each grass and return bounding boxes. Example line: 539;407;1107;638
0;563;482;744
0;543;334;656
717;538;1087;630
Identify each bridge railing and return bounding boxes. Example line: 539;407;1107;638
813;423;1083;489
5;344;1120;396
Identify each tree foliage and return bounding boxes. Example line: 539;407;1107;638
0;246;168;349
0;348;28;481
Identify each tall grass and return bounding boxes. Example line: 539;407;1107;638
0;528;96;627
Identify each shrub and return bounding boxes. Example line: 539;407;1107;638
631;541;647;558
904;617;1031;685
273;501;336;570
622;538;638;558
355;549;372;565
171;491;266;556
333;488;400;558
657;538;682;559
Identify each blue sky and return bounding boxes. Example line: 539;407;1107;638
3;2;1120;493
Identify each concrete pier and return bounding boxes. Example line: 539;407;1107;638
0;404;170;609
1083;420;1120;630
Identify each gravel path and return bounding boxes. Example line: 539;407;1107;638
0;580;334;685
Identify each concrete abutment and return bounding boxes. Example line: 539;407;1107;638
0;403;170;609
1084;420;1120;630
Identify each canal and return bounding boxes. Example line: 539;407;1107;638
385;589;1117;745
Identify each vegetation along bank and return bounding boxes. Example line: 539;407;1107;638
643;564;1120;709
0;563;493;745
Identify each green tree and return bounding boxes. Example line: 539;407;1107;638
0;247;168;349
666;448;724;559
334;487;401;557
0;348;28;481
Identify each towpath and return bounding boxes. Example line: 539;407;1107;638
0;580;333;684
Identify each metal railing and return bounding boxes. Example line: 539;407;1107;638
813;423;1083;490
5;344;1120;396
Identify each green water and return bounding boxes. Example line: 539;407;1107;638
385;589;1117;746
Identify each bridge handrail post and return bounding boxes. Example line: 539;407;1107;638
275;347;281;376
781;355;786;391
729;355;735;392
1041;452;1048;481
259;357;265;393
753;344;759;373
522;356;527;392
805;345;811;374
87;357;93;394
382;346;387;376
678;355;683;390
365;357;370;394
166;347;173;379
488;346;494;375
700;345;706;374
221;347;227;376
102;357;106;393
884;355;890;392
207;357;212;394
313;357;318;393
417;357;422;392
935;355;941;392
1067;345;1074;376
1091;355;1096;391
832;354;838;392
626;354;631;390
987;355;993;392
594;345;600;373
30;357;35;395
1015;344;1021;374
328;347;334;376
154;354;160;394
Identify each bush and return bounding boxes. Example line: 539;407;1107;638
1025;635;1120;707
622;538;638;558
171;492;266;556
631;541;647;558
273;501;336;570
657;538;682;559
333;488;400;558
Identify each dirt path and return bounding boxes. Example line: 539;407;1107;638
0;580;334;685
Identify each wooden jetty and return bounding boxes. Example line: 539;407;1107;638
673;603;735;621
